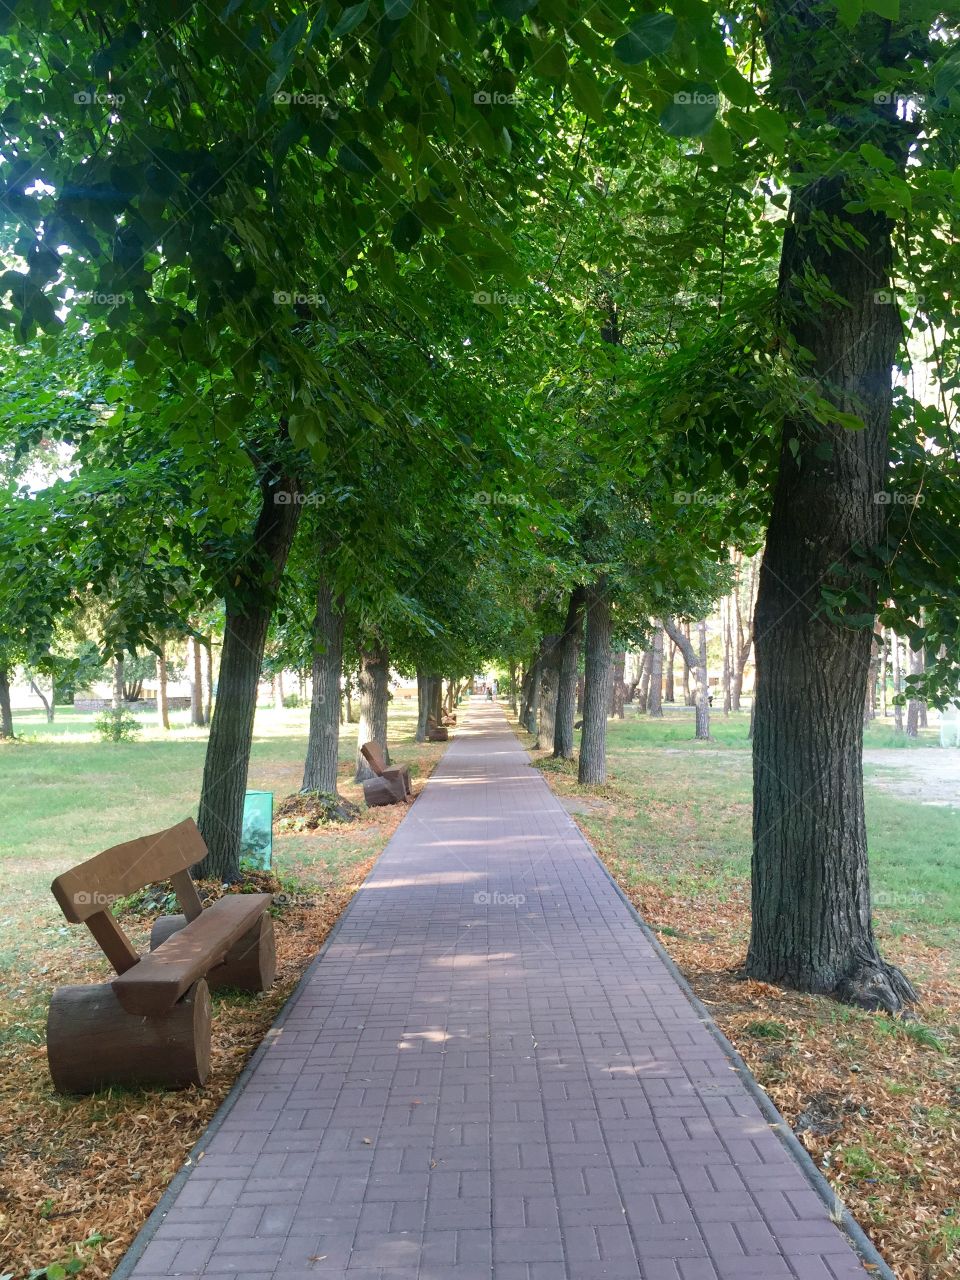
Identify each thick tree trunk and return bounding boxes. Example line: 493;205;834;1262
745;81;915;1009
663;642;676;704
302;582;345;793
647;629;664;719
0;666;14;737
663;618;709;739
273;670;284;712
523;655;541;734
158;645;170;730
553;587;585;759
879;629;889;719
609;651;626;718
721;601;732;715
578;580;612;785
354;643;390;781
535;635;560;750
190;638;205;726
864;629;881;724
195;466;302;882
682;625;693;705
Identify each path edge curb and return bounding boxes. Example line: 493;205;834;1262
112;753;447;1280
514;718;897;1280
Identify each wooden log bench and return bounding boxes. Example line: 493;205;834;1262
47;817;275;1094
427;716;448;742
360;740;411;807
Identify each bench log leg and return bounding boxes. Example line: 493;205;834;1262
362;776;405;807
150;912;276;994
47;979;211;1094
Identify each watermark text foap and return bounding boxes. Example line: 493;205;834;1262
474;890;526;907
73;890;119;908
273;290;326;307
74;90;125;106
473;290;525;307
873;491;924;506
471;491;526;507
274;491;325;506
673;492;723;507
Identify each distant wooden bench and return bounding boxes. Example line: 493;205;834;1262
47;818;275;1094
427;716;448;742
360;740;411;807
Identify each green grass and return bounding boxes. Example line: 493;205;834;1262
583;715;960;951
0;698;424;975
615;705;941;750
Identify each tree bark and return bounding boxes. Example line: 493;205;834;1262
29;677;54;722
721;599;732;715
273;670;284;712
523;654;541;734
203;638;213;725
195;465;302;882
158;644;170;730
0;666;14;737
553;587;585;759
535;635;560;750
354;643;390;781
745;57;915;1009
891;630;904;733
609;651;626;718
647;629;664;719
663;641;676;704
578;579;613;785
415;668;430;742
302;582;345;793
112;656;124;712
637;650;651;712
663;618;709;739
905;633;925;738
190;638;205;726
682;624;693;705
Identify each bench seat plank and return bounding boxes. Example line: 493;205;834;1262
112;893;271;1015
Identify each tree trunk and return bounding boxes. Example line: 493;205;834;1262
610;651;626;718
892;631;904;733
523;655;541;734
721;600;732;715
682;624;693;705
190;638;205;726
637;651;651;712
905;633;925;738
663;642;676;704
745;65;915;1009
647;629;664;719
202;638;213;725
879;629;888;719
195;465;302;882
0;666;14;738
662;618;709;739
553;587;585;759
158;645;170;730
864;629;881;725
535;635;560;750
578;579;612;785
29;678;53;723
112;656;124;712
302;582;345;793
273;670;284;712
415;668;430;742
354;643;390;781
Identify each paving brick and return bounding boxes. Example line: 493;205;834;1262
119;702;872;1280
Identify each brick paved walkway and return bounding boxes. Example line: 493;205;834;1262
125;701;873;1280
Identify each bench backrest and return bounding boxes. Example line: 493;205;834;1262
51;818;206;974
360;740;387;776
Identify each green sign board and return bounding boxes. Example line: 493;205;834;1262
241;791;273;870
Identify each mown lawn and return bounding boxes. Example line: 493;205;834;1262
524;708;960;1280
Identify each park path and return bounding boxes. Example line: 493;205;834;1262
122;701;873;1280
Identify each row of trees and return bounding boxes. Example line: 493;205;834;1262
2;0;959;1015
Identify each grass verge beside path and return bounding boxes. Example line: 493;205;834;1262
0;701;446;1280
518;708;960;1280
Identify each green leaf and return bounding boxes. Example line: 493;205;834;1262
834;0;863;26
702;119;733;166
863;0;897;16
391;209;423;252
491;0;538;22
337;142;381;175
614;14;676;65
659;85;718;138
331;1;369;38
384;0;414;17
